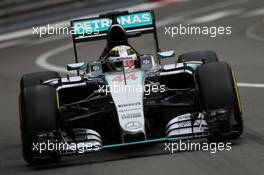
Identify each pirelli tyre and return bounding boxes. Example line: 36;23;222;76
178;50;219;63
20;71;60;90
197;62;243;140
19;85;61;164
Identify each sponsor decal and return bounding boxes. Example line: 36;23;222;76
73;12;153;37
119;108;141;113
118;102;141;108
121;113;141;120
112;73;138;82
125;121;142;130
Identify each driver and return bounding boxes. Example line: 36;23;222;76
108;45;138;71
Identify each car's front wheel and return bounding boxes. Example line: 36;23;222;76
197;62;243;141
19;85;61;164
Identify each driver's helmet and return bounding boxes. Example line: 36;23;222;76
108;45;138;71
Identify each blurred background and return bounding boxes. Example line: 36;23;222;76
0;0;148;34
0;0;264;175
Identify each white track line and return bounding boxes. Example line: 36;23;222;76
242;7;264;18
245;22;264;42
187;9;243;24
156;16;184;27
0;39;27;49
26;35;67;46
35;43;72;74
157;0;247;27
237;83;264;88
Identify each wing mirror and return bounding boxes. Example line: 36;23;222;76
139;55;158;71
87;61;103;77
67;62;86;71
158;50;175;59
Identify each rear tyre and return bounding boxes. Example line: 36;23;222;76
19;85;61;164
197;62;243;141
20;71;60;90
178;50;219;63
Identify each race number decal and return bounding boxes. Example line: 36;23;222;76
112;73;138;82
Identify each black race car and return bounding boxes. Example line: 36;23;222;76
19;10;243;165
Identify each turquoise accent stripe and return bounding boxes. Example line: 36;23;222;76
73;12;153;38
140;70;145;86
101;136;204;149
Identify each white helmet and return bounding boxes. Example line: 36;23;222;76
108;45;138;71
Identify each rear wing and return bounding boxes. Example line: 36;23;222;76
71;10;156;42
70;10;160;66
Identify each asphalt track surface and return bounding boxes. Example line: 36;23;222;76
1;0;264;174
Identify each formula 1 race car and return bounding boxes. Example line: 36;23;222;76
19;10;243;164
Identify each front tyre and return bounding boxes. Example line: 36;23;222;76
19;85;61;164
197;62;243;140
